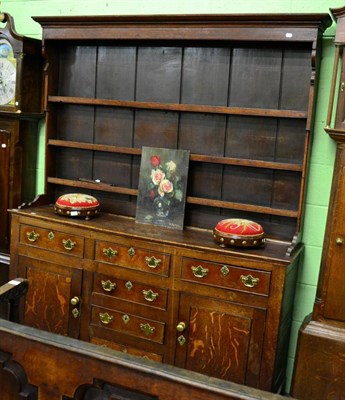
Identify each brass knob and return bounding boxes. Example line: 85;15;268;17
70;296;80;306
336;237;344;246
176;322;186;332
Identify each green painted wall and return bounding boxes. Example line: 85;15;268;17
1;0;343;393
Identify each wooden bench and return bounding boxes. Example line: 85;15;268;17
0;279;291;399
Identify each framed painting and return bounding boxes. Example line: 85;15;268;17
136;146;190;230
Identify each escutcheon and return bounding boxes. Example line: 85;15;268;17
177;335;186;346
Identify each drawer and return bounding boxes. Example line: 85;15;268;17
181;258;271;296
93;273;168;310
91;305;165;344
19;224;84;258
95;240;170;276
90;336;163;362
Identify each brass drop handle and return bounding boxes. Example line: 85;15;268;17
145;256;161;269
176;321;186;332
103;247;118;259
142;289;159;302
240;274;260;288
336;237;344;246
140;323;155;336
101;280;116;292
191;265;209;278
26;231;40;242
70;296;80;306
99;312;114;325
63;238;76;251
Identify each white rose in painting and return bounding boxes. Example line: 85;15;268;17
166;160;176;174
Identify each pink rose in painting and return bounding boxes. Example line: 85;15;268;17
158;179;174;196
151;169;165;185
150;155;161;168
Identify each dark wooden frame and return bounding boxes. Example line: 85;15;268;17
0;317;293;400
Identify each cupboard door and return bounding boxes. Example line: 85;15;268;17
175;293;266;387
17;255;82;338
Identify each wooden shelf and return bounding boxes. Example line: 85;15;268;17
48;95;308;119
48;139;303;172
47;176;298;218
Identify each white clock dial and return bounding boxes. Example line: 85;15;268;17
0;58;16;106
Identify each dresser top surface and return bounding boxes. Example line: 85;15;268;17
10;205;302;265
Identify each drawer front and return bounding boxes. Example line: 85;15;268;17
90;336;163;362
93;273;168;310
95;240;170;276
20;224;84;258
181;258;271;296
91;305;165;344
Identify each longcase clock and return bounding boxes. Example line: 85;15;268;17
0;13;43;254
291;6;345;399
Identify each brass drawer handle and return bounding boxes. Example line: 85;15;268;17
240;274;260;288
142;289;159;302
140;323;155;336
101;280;116;292
62;238;76;251
103;247;118;259
191;265;209;278
26;231;40;242
145;256;161;269
99;312;114;325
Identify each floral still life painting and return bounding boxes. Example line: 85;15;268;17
136;146;190;230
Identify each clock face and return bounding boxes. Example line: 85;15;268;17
0;57;16;106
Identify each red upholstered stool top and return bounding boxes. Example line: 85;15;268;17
54;193;100;220
213;218;265;248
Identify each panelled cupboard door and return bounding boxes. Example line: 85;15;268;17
17;255;83;338
174;292;266;387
